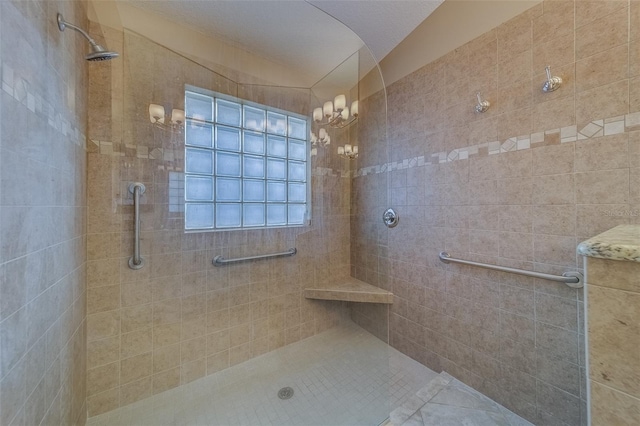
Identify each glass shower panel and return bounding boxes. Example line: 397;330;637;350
104;1;390;423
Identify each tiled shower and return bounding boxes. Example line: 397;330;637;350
1;1;639;426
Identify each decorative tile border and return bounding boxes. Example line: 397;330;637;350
354;112;640;178
1;62;86;147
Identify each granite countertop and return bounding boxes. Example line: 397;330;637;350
577;224;640;262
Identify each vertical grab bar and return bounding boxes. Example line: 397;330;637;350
128;182;146;270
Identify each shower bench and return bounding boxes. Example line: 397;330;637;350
304;276;393;304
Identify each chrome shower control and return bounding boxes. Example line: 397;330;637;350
383;208;399;228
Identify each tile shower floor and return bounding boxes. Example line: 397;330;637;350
86;321;530;426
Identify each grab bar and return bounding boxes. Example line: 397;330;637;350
438;252;583;289
128;182;146;270
213;248;297;266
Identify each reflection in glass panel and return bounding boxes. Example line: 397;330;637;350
244;105;265;131
243;155;265;179
267;112;287;135
288;183;306;202
216;152;241;177
288;161;306;182
267;158;286;180
244;131;265;154
288;140;306;161
267;135;287;157
185;148;213;175
185;176;213;201
216;126;241;151
267;204;287;226
216;204;241;228
216;99;241;126
185;203;214;229
267;181;286;202
288;204;306;225
186;92;213;121
185;120;213;148
243;180;265;202
243;204;265;227
216;178;241;202
288;117;307;140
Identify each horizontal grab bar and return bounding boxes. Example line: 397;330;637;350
213;248;297;266
439;252;583;289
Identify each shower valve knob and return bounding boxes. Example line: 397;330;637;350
383;208;399;228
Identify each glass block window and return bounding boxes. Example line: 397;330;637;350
184;89;310;231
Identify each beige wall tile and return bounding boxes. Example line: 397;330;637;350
152;367;180;394
121;328;152;359
87;388;119;417
88;336;120;369
576;79;629;127
588;257;640;293
532;144;574;176
153;344;180;373
576;6;628;60
87;362;119;396
120;377;152;406
533;1;574;45
87;285;120;314
589;285;640;397
574;133;629;172
576;44;628;93
532;174;575;205
591;381;640;425
120;352;152;385
575;168;629;204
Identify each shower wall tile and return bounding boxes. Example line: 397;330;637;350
352;1;637;425
85;25;354;416
0;0;88;425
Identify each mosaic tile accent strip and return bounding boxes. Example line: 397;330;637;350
354;112;640;178
1;62;86;146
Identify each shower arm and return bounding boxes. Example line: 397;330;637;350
57;14;100;47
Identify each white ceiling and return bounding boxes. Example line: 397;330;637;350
127;0;443;87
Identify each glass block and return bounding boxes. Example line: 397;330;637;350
267;181;286;202
267;204;286;226
267;135;287;157
185;120;213;148
267;158;286;180
267;112;286;135
216;178;241;202
288;117;307;139
288;161;306;182
185;148;213;175
185;203;214;229
215;126;240;151
216;152;241;177
244;106;265;131
288;204;306;225
243;204;265;227
244;131;265;154
243;180;265;202
288;183;306;202
185;176;213;201
216;204;241;228
185;92;213;121
243;155;264;179
289;139;306;161
216;99;241;126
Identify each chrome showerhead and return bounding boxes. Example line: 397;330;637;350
57;13;119;61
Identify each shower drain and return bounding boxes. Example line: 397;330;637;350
278;387;294;400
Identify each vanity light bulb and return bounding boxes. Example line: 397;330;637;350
337;147;345;155
353;146;358;154
341;107;349;120
344;144;352;153
334;94;346;111
313;107;323;122
323;101;333;118
351;100;359;117
149;104;165;124
319;128;327;140
171;109;185;125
